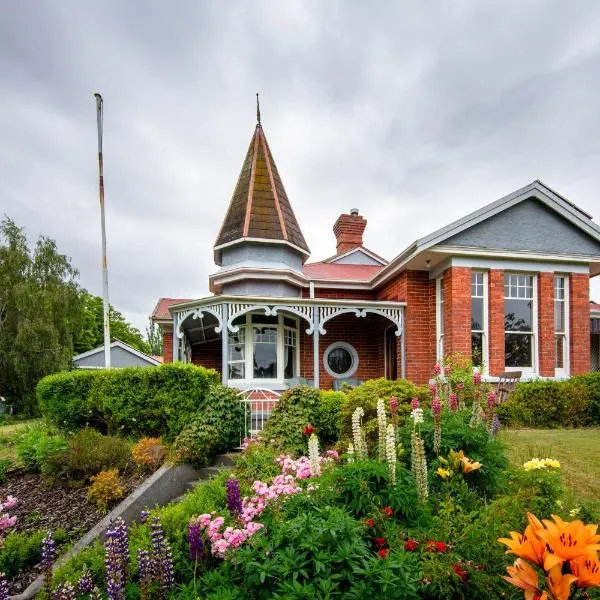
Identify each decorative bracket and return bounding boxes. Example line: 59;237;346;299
175;304;224;339
318;307;363;335
266;305;315;334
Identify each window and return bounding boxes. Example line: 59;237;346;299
227;313;299;382
471;271;487;369
504;274;536;370
324;342;358;378
554;275;568;375
436;277;444;360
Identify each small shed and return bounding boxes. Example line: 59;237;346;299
72;340;161;369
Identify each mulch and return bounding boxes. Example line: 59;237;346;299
0;468;147;593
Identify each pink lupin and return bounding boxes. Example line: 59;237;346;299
449;392;458;411
411;397;420;410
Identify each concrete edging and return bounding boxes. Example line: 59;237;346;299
10;463;200;600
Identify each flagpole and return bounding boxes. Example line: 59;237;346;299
94;93;111;368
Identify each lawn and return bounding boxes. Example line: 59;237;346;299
500;428;600;512
0;418;41;463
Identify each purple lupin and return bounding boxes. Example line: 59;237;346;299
188;519;204;562
0;572;9;600
77;567;93;595
41;531;56;594
226;478;242;517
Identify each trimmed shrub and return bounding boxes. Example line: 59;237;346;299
496;379;592;428
262;386;321;455
173;421;219;467
314;390;346;446
87;469;124;510
43;428;131;481
570;372;600;425
37;363;219;439
340;378;429;451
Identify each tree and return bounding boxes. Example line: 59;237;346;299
0;216;84;414
74;292;151;355
146;320;163;356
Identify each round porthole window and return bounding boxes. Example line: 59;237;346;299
324;342;359;378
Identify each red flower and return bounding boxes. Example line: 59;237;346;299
404;539;418;551
452;563;469;583
303;425;316;436
373;537;386;547
382;506;393;517
378;548;388;558
435;541;448;553
364;518;375;528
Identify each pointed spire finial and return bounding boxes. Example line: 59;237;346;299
256;92;261;126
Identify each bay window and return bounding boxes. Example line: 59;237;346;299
554;275;568;375
471;271;488;369
228;313;299;382
504;273;537;371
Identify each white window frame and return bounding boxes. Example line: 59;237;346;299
504;272;538;374
554;275;569;377
323;341;359;379
471;271;489;375
436;276;444;361
228;312;300;384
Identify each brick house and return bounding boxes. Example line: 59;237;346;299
151;118;600;388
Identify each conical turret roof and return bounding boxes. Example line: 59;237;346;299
214;124;310;262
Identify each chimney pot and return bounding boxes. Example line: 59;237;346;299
350;208;359;216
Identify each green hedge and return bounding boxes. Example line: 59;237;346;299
496;378;595;428
37;364;219;439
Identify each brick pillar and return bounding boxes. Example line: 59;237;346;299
443;267;471;357
163;329;173;363
569;273;590;374
538;272;555;377
488;269;505;376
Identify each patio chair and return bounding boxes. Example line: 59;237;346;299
495;371;522;404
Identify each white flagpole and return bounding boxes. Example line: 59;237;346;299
94;93;111;368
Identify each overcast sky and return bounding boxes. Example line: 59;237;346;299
2;1;600;333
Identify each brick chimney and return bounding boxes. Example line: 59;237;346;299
333;208;367;254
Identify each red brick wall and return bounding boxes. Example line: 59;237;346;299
443;267;471;357
300;313;386;389
304;288;377;301
488;269;505;376
538;272;555;376
570;273;590;375
191;339;222;373
376;271;407;302
162;329;173;363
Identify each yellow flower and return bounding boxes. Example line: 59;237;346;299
436;467;451;479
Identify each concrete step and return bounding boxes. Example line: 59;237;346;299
213;452;239;467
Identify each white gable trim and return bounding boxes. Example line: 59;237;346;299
325;246;387;266
73;340;161;366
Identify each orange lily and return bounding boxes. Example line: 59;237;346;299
536;515;600;570
570;555;600;588
498;523;547;567
545;564;578;600
503;558;545;599
461;455;482;473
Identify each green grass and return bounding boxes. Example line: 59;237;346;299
0;418;42;463
500;428;600;512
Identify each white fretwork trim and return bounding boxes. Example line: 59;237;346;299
175;304;224;339
319;307;363;335
266;305;315;334
227;303;270;332
319;306;403;336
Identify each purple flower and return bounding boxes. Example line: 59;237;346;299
0;572;9;600
411;397;420;410
226;478;242;518
77;567;93;594
52;582;77;599
105;534;125;600
188;520;204;562
150;516;174;591
139;510;149;524
137;548;152;598
491;414;501;436
449;393;458;411
42;531;56;594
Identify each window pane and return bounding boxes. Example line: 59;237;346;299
327;348;353;375
505;333;532;368
252;314;278;325
554;301;564;333
284;344;296;379
555;335;564;369
283;317;296;329
472;297;484;331
505;299;533;331
253;326;277;378
229;363;245;379
471;332;483;367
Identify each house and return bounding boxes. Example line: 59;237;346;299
72;340;162;369
151;115;600;389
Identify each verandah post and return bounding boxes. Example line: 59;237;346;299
221;303;229;386
313;305;320;389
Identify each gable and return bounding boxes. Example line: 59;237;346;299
442;198;600;256
73;345;158;368
329;248;384;266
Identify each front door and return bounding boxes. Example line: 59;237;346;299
385;327;398;380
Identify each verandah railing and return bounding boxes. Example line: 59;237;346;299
237;388;280;447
